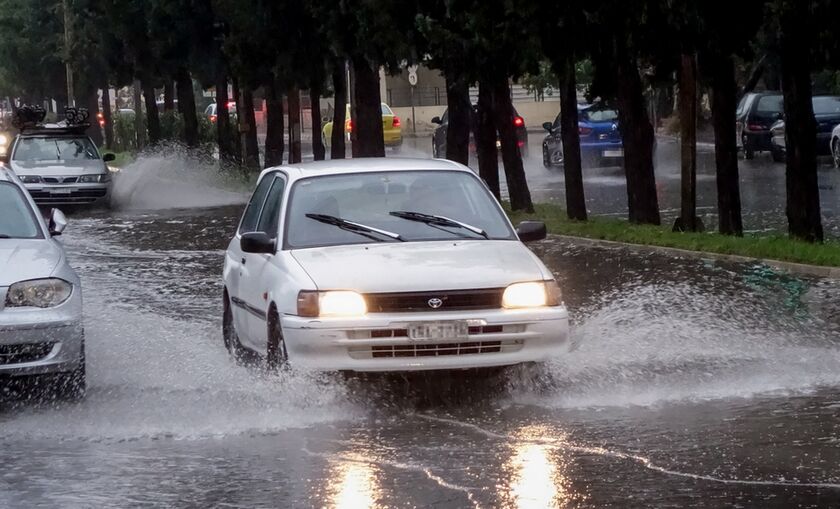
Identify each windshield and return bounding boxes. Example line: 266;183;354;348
0;182;42;239
580;108;619;123
13;136;99;161
756;95;783;114
285;170;515;249
812;96;840;115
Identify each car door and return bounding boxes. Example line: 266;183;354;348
227;173;275;343
240;173;287;350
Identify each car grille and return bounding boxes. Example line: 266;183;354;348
365;288;504;313
42;176;79;184
0;343;55;365
29;188;108;204
349;340;523;359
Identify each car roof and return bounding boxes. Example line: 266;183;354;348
261;157;468;182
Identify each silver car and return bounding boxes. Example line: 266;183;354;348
4;125;114;207
0;167;85;399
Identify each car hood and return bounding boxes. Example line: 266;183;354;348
11;159;104;176
291;240;547;293
0;239;62;286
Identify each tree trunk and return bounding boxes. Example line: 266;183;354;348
215;71;234;164
163;78;175;111
240;86;260;171
310;81;325;161
330;61;347;159
141;77;161;145
675;52;699;232
615;38;660;224
100;82;114;150
287;87;302;164
444;71;470;165
351;56;385;157
231;78;242;162
176;67;199;147
264;79;284;167
83;85;103;147
780;5;823;242
709;52;743;236
492;78;533;212
558;54;587;221
132;79;144;149
475;80;500;199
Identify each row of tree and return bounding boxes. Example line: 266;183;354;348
0;0;836;242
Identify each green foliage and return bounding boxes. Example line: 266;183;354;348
0;0;65;99
520;61;558;99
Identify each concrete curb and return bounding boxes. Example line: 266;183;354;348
549;234;840;279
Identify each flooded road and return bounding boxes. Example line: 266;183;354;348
2;160;840;508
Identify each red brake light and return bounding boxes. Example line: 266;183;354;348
513;116;524;127
346;119;353;133
579;125;593;136
210;115;217;123
517;140;525;147
747;123;767;131
392;116;401;127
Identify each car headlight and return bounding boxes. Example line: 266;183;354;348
297;290;367;317
0;134;8;146
5;278;72;308
502;281;561;309
18;175;42;184
78;173;111;183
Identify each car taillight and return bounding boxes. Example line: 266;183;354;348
346;119;353;133
513;116;524;127
579;125;593;136
227;101;236;109
210;115;217;123
747;123;767;131
97;112;105;127
517;140;525;147
392;116;401;127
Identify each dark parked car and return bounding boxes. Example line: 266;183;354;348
736;92;783;160
542;103;623;169
431;106;528;158
769;95;840;163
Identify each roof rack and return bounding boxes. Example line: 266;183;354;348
13;106;91;135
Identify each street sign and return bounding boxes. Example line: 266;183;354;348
408;71;418;86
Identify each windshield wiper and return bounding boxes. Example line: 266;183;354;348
306;213;404;242
389;211;489;239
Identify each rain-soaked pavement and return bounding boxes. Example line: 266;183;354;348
2;151;840;508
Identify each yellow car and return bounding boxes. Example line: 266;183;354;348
323;103;402;150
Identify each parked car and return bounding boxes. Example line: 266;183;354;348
2;124;115;207
0;167;85;399
204;101;238;123
736;92;783;160
223;158;569;373
430;106;528;158
542;103;623;169
830;123;840;168
323;103;402;150
769;95;840;163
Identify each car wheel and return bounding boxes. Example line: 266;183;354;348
50;339;86;401
266;307;288;371
742;135;755;160
833;139;840;169
771;147;785;163
223;292;251;365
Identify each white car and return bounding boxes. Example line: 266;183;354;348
0;167;85;398
222;158;569;373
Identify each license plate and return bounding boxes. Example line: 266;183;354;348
408;321;469;341
51;188;74;194
603;149;623;158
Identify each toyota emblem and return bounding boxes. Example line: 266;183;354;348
428;298;443;309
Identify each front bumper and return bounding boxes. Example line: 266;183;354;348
282;307;570;372
23;182;111;206
0;290;84;377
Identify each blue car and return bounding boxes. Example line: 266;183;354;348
542;104;624;168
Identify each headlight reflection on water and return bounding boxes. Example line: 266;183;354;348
328;455;381;509
505;426;583;508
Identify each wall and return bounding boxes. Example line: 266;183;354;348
390;105;447;133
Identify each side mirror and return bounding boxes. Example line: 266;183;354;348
542;122;554;132
240;231;275;254
49;208;68;236
102;153;116;162
516;221;547;242
431;116;441;124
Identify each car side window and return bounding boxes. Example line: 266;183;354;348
256;176;286;238
238;174;275;234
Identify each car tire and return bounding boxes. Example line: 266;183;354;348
223;291;252;365
266;307;288;371
742;135;755;160
771;147;785;163
833;139;840;169
50;340;86;401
